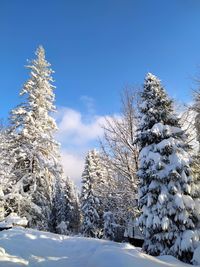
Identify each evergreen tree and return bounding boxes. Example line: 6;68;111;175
0;127;17;218
66;178;81;234
0;186;4;222
193;88;200;145
54;176;80;235
103;211;116;240
7;46;62;231
191;155;200;230
81;150;105;238
191;88;200;223
137;73;197;263
52;175;66;234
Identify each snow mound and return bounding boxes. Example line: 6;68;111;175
0;213;28;229
0;227;196;267
0;246;28;266
193;245;200;265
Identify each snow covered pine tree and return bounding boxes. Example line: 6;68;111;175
54;176;80;235
193;84;200;146
0;127;15;219
137;73;198;263
7;46;63;231
81;150;105;238
103;211;116;240
191;86;200;225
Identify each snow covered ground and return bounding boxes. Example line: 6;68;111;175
0;227;197;267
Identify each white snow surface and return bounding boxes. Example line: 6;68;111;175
0;213;28;230
0;227;197;267
193;244;200;265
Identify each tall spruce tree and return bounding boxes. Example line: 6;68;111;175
0;127;17;218
193;88;200;145
0;129;7;221
81;150;105;238
191;88;200;222
65;177;81;234
54;176;80;235
103;211;116;240
137;73;197;263
7;46;62;231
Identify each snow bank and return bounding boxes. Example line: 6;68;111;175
193;244;200;265
0;246;28;266
0;227;196;267
0;213;28;229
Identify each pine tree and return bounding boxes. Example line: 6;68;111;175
193;88;200;145
65;178;81;234
52;175;66;234
0;127;16;218
137;73;197;263
0;186;5;222
7;46;62;231
191;156;200;231
54;176;80;235
103;211;116;240
81;150;105;238
191;88;200;226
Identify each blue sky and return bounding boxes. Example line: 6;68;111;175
1;0;200;183
1;0;200;118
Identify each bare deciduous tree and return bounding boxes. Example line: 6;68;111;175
100;88;139;184
99;88;140;228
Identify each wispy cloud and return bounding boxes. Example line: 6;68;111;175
80;95;96;115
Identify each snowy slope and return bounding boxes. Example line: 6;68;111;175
0;227;197;267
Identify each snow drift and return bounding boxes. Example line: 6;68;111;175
0;227;197;267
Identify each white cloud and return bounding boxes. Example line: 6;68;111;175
56;107;105;147
55;106;111;187
60;150;85;187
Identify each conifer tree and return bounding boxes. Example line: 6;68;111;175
81;150;105;238
103;211;116;240
193;88;200;145
65;177;81;234
0;136;6;221
54;176;80;235
7;46;62;230
137;73;197;263
191;88;200;220
0;188;4;222
0;127;17;218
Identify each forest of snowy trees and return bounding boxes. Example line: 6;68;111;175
0;46;200;265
